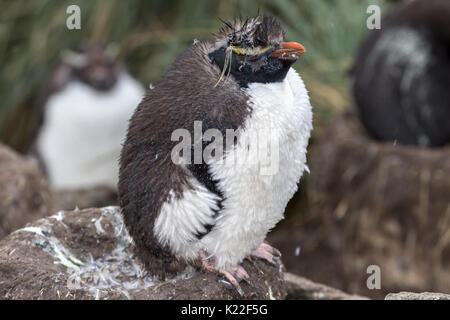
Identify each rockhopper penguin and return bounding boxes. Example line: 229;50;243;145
352;0;450;147
34;45;144;190
119;16;313;293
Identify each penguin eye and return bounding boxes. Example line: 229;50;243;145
231;46;270;56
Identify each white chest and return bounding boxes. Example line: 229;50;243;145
36;74;144;190
204;68;313;267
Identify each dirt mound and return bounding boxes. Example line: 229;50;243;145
269;112;450;298
0;143;53;239
0;206;286;300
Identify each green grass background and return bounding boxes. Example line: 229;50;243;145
0;0;391;148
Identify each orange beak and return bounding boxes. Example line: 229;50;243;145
271;42;306;59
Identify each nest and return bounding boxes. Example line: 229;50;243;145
0;207;286;300
0;143;53;239
270;112;450;298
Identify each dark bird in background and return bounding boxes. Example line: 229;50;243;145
28;45;144;190
118;15;312;294
352;0;450;147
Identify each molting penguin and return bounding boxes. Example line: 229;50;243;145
119;16;312;293
34;45;144;190
352;0;450;147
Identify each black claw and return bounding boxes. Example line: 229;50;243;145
241;277;253;287
219;279;234;290
235;285;244;296
272;248;282;257
219;279;244;296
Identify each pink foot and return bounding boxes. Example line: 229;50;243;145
250;241;281;265
199;250;249;296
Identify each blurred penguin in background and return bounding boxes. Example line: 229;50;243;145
352;0;450;147
31;45;144;191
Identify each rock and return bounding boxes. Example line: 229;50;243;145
284;272;369;300
0;206;286;300
0;143;53;239
386;292;450;300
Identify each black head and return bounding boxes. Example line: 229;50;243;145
61;45;122;91
209;16;306;87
